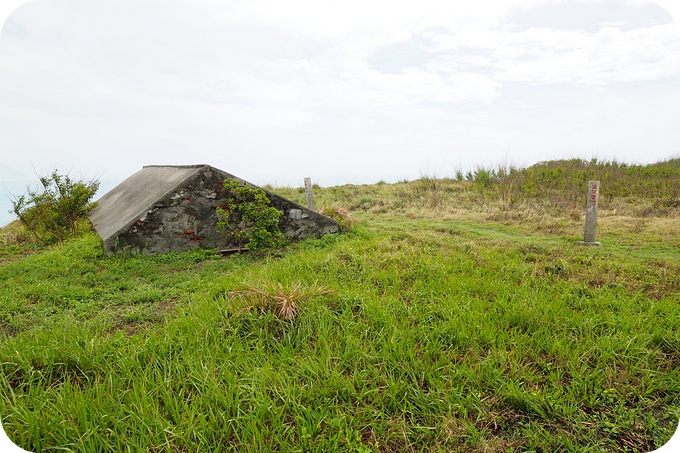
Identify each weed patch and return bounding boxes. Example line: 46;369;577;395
228;281;333;321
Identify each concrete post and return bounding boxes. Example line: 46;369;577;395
304;177;315;211
579;180;602;246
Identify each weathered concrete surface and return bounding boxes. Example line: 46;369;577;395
578;180;602;246
304;177;315;211
89;165;339;255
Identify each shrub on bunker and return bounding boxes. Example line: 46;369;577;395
216;178;284;251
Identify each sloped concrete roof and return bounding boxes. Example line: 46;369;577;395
88;164;338;254
89;165;219;247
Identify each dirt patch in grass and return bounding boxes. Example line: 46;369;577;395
108;297;179;336
0;319;18;337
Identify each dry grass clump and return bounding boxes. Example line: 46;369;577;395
318;205;357;232
229;281;333;320
0;220;30;246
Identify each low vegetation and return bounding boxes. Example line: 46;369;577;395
229;281;333;321
10;170;99;246
216;179;285;252
0;158;679;452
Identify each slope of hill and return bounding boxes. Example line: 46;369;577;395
1;159;679;452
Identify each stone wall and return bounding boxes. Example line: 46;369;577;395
112;167;338;255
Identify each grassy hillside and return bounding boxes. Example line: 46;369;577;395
1;159;679;452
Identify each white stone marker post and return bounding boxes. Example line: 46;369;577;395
304;177;315;211
579;180;602;246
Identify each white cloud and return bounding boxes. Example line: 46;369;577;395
0;0;678;193
218;0;519;37
4;0;677;117
424;22;680;85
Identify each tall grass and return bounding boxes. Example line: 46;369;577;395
475;158;680;211
271;158;680;229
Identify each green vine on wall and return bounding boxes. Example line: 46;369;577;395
216;179;284;251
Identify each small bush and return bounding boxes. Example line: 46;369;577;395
11;170;99;245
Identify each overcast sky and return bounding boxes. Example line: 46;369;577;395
1;0;679;194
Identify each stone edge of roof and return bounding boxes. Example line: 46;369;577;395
91;165;208;246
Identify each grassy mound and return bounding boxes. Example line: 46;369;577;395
1;159;679;452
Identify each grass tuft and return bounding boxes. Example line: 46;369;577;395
229;281;333;320
0;220;29;246
318;205;357;232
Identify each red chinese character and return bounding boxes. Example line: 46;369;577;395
590;184;598;205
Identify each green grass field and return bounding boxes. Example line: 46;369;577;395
1;159;679;452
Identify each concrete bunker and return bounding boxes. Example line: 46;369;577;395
88;165;339;255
